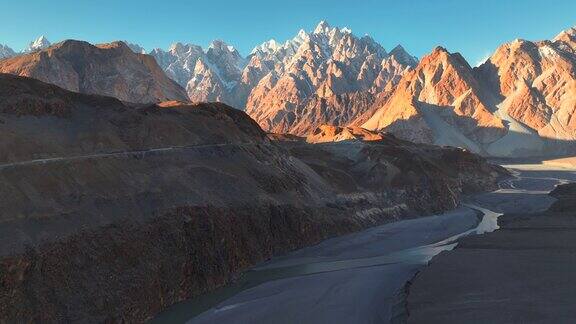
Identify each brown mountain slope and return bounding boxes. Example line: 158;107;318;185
244;22;415;135
363;47;506;153
0;74;505;322
475;28;576;141
363;26;576;157
0;40;189;103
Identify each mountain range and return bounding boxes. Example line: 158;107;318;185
0;36;52;58
1;23;575;156
364;26;576;156
148;21;417;135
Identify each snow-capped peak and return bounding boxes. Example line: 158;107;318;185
314;20;332;34
169;42;185;52
251;39;281;54
340;27;352;34
294;29;307;40
209;40;237;53
0;44;16;59
25;36;51;53
124;41;146;54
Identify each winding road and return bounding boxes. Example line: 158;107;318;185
0;142;260;170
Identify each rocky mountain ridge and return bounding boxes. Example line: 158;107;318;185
2;25;575;157
147;20;417;135
0;36;52;59
0;44;16;59
363;26;576;157
243;21;417;135
0;40;189;103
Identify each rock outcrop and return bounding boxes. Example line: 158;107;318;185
0;40;189;103
306;125;386;143
0;74;506;322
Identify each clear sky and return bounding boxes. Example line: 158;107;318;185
1;0;575;65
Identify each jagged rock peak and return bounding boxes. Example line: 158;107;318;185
209;39;238;54
169;42;185;52
314;20;332;34
389;45;418;66
167;42;203;54
553;26;576;53
0;44;16;59
554;26;576;39
25;36;51;53
313;20;352;35
124;41;146;54
251;39;281;54
430;46;450;55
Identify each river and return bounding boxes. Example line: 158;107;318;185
151;162;576;324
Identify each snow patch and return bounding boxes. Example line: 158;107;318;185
538;45;559;59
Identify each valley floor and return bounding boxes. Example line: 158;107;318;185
153;163;572;323
407;164;576;323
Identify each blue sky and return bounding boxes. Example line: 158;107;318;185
1;0;575;64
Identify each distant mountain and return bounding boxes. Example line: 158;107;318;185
0;40;188;103
363;46;507;146
124;41;146;54
363;26;576;157
2;23;417;135
245;21;417;135
0;44;16;59
23;36;51;53
3;24;573;157
150;20;417;136
475;27;576;145
1;36;51;59
0;36;50;59
150;40;246;105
